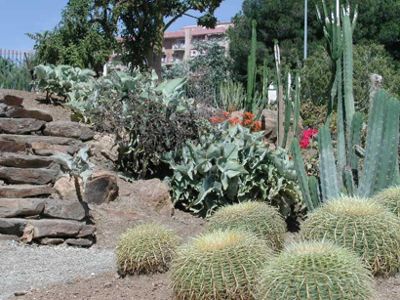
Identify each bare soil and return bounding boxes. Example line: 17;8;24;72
1;89;399;300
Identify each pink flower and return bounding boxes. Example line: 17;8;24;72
300;128;318;149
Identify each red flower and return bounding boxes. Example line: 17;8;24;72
223;111;230;118
299;128;318;149
228;117;242;125
252;121;262;132
243;112;255;120
210;116;224;124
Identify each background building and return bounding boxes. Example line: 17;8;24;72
162;22;232;65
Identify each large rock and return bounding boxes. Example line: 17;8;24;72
0;118;44;134
0;134;81;147
0;184;54;198
88;134;119;169
65;237;94;247
0;218;27;235
22;219;85;239
44;121;95;141
0;140;27;153
0;166;60;185
53;176;81;202
44;199;87;221
128;179;174;215
0;198;46;218
261;109;303;142
84;171;118;205
1;95;23;106
31;142;79;156
1;106;53;121
0;153;60;169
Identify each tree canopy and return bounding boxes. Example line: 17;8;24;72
228;0;400;80
29;0;115;73
93;0;224;76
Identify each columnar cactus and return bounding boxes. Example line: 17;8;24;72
207;201;286;250
256;241;373;300
302;196;400;276
170;229;272;299
116;223;179;276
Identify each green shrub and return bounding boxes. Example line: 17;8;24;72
256;241;373;300
165;123;303;221
207;201;286;250
301;43;400;113
67;69;209;178
33;64;95;100
302;196;400;276
373;186;400;218
0;58;31;91
170;229;272;299
116;223;179;276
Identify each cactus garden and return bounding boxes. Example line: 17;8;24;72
1;0;400;299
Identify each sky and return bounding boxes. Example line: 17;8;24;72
0;0;243;51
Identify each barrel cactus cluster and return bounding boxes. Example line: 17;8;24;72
207;201;287;250
170;229;272;299
115;223;180;276
302;196;400;276
373;186;400;218
256;241;373;300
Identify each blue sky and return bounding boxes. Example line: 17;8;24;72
0;0;243;50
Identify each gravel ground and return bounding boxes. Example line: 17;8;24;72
0;240;115;300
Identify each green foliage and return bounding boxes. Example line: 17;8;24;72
217;80;246;112
165;123;303;220
67;68;208;178
0;58;31;91
94;0;223;73
373;186;400;218
256;240;373;300
187;39;232;106
302;196;400;276
116;223;179;276
33;64;95;100
207;201;286;250
29;0;114;73
170;229;272;300
301;43;400;111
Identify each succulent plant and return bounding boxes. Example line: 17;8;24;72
207;201;287;250
116;223;179;276
256;241;373;300
170;229;272;299
302;196;400;276
373;186;400;217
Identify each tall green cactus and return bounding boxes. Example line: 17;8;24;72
291;0;400;212
246;20;257;111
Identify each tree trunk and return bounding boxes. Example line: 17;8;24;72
146;50;162;80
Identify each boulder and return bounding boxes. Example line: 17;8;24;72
0;140;27;153
1;95;23;106
77;224;96;237
0;184;54;198
31;142;79;156
261;109;278;140
0;134;80;146
0;218;27;235
3;106;53;122
0;153;59;169
88;134;119;169
128;179;174;216
44;121;95;141
44;199;87;221
53;176;81;202
0;198;46;218
65;237;94;247
84;171;118;205
0;118;45;134
22;219;85;239
0;165;60;185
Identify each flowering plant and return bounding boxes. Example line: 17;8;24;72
210;111;262;132
299;128;318;149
